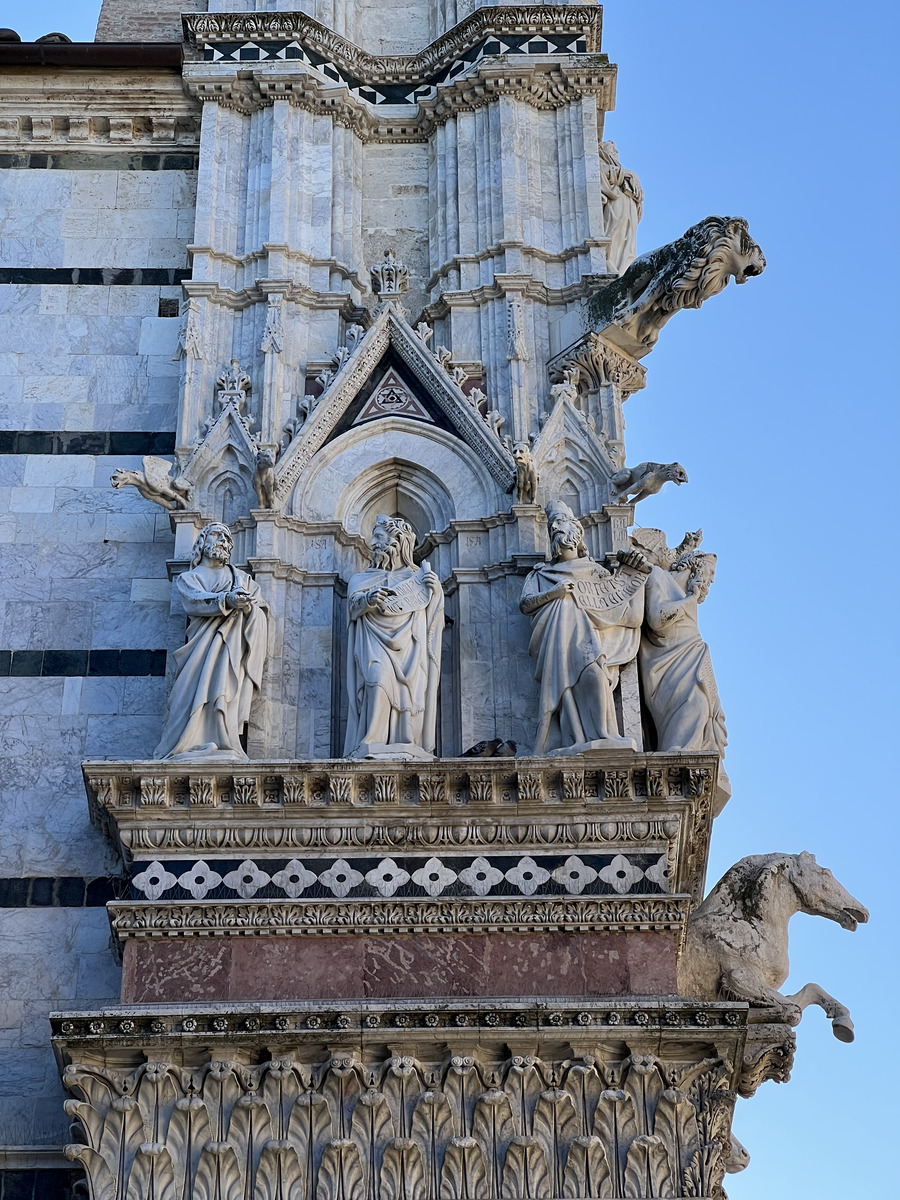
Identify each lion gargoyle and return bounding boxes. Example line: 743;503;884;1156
680;852;868;1042
588;215;765;355
610;460;688;505
110;456;193;511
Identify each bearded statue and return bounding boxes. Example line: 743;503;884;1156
344;515;444;760
519;501;649;754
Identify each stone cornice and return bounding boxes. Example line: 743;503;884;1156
424;272;614;320
106;894;691;941
51;999;792;1114
427;245;610;294
52;997;745;1052
53;997;791;1200
182;279;362;312
0;70;201;151
183;58;614;142
83;752;717;905
183;7;605;81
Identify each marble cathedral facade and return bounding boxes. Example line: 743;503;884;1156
0;4;866;1198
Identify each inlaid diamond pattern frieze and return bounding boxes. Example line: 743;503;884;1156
130;851;670;903
200;32;590;106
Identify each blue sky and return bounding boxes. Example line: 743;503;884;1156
6;1;900;1194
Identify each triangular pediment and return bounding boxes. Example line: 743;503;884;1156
276;305;515;501
352;366;433;426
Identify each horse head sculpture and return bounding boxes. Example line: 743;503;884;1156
680;851;868;1042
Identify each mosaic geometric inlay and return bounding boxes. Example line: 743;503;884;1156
200;33;589;106
131;852;671;902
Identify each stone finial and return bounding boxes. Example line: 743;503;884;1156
216;359;251;412
370;249;410;299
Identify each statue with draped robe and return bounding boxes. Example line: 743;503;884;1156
520;501;649;754
155;522;267;761
600;140;643;275
633;526;731;812
344;515;444;760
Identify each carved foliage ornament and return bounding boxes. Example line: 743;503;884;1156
107;894;690;940
62;1047;736;1200
183;7;602;76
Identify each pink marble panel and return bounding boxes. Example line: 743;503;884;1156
121;931;676;1003
122;938;232;1004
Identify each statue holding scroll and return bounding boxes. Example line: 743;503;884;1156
520;501;649;754
155;522;268;761
344;515;444;760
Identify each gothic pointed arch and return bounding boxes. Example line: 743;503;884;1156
288;417;496;537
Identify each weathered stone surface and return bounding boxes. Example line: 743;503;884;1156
121;929;677;1003
96;0;207;43
83;752;719;908
0;5;832;1193
53;998;759;1200
681;852;868;1044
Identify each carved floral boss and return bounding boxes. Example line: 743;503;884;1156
132;852;670;902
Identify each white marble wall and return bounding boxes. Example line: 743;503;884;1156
0;165;197;1147
0;911;120;1148
0;169;194;271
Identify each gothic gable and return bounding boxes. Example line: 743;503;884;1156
532;393;618;514
275;305;516;502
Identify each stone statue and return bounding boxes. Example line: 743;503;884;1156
512;441;538;504
633;529;730;809
252;447;276;509
588;215;766;352
610;460;688;506
520;500;649;754
680;852;868;1042
599;140;643;275
344;515;444;760
155;523;268;761
110;455;193;511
